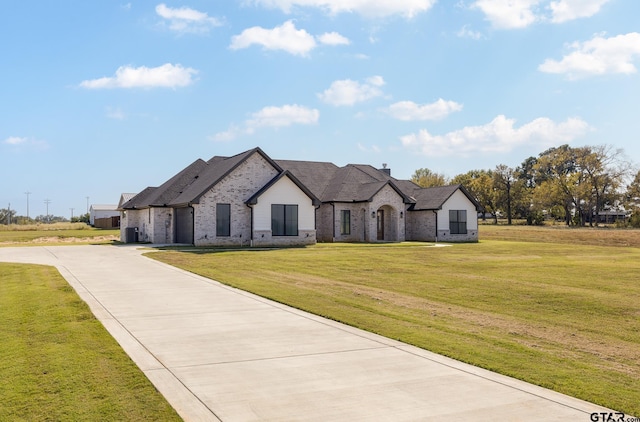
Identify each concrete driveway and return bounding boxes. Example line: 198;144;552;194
0;245;614;421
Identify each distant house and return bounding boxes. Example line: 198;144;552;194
119;147;480;245
89;204;120;228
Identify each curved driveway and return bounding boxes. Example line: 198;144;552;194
0;245;613;421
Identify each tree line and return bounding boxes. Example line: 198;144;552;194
412;144;640;227
0;210;90;225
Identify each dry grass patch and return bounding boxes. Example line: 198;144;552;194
0;226;119;246
479;223;640;247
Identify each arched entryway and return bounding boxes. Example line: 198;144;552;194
376;209;385;240
373;205;399;242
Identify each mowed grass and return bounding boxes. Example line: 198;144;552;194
0;224;119;246
0;263;181;421
149;228;640;416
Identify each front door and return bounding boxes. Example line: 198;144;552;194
377;209;384;240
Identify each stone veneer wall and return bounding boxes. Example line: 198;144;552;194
436;228;479;242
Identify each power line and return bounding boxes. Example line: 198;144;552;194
44;199;51;223
24;191;31;220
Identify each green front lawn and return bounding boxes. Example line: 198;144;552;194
149;235;640;416
0;263;181;421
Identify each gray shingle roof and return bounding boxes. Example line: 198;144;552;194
274;159;338;200
120;186;158;210
169;149;267;206
120;147;478;212
121;148;284;209
276;161;413;203
408;184;481;211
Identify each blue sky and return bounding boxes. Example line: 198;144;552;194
2;0;639;218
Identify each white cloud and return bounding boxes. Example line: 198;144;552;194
539;32;640;79
247;104;320;128
106;107;126;120
79;63;198;89
155;3;222;34
212;104;319;141
4;136;28;145
318;76;385;106
317;31;350;46
472;0;541;29
472;0;612;29
387;99;463;121
230;20;317;56
456;25;482;40
3;136;49;150
549;0;611;23
357;143;381;153
400;115;590;156
247;0;437;18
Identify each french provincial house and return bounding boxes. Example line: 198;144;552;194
119;147;480;246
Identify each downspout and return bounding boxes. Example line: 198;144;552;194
189;204;195;246
247;204;254;247
331;202;336;242
433;210;438;243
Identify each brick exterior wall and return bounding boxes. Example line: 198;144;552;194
405;209;437;241
331;204;367;242
316;205;334;242
194;153;279;247
368;184;406;242
319;184;406;243
150;208;174;244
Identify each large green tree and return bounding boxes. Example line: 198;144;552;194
411;168;449;188
533;145;592;225
493;164;525;225
452;169;497;223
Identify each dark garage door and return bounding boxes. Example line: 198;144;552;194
175;207;194;244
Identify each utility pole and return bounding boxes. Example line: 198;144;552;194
6;203;10;225
86;196;89;215
24;191;31;221
70;208;74;220
44;199;51;223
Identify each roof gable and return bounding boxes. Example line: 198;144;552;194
278;161;411;203
409;184;481;211
246;170;320;206
120;186;158;210
275;159;339;200
170;147;281;206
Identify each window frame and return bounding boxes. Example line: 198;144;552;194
216;203;231;237
340;209;351;235
271;204;298;236
449;209;467;235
